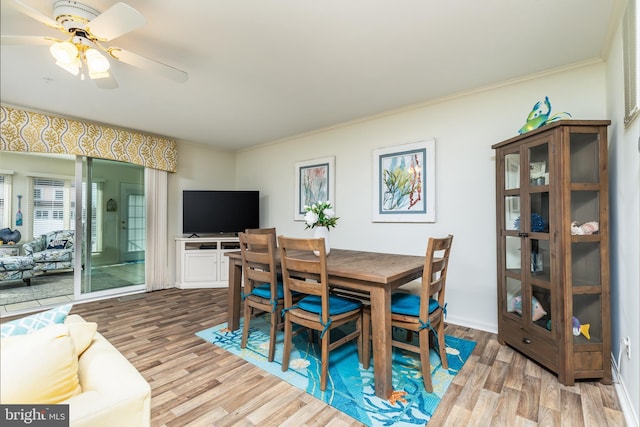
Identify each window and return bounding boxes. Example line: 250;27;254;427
624;0;639;125
30;177;103;253
0;174;12;228
126;193;145;252
31;178;67;236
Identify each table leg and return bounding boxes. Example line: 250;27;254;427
369;286;392;399
227;259;243;331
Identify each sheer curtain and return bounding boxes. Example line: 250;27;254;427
145;167;168;291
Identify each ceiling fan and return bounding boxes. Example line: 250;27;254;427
1;0;189;89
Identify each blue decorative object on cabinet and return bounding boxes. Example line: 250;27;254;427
518;96;571;134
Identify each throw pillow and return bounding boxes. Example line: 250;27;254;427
0;304;73;338
47;239;68;249
0;324;82;404
67;321;97;356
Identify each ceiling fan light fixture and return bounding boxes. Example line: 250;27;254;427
49;40;78;64
85;48;110;74
55;58;80;76
10;0;187;86
88;70;110;79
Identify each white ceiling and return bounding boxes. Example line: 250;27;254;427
0;0;623;151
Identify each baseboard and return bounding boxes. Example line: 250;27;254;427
446;314;498;334
612;354;639;427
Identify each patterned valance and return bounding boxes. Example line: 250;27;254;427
0;105;177;173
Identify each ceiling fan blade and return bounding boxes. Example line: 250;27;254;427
108;48;188;83
1;35;56;46
86;2;146;41
9;0;61;30
94;73;119;90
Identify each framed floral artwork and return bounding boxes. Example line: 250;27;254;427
294;156;335;221
372;139;435;222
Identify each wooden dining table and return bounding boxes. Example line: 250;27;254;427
225;248;425;399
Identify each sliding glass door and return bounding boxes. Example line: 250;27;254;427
0;152;146;311
78;158;145;296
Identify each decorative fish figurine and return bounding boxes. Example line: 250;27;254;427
512;295;547;321
573;316;590;340
518;96;571;134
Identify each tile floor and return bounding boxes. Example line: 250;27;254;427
0;294;74;317
1;262;145;317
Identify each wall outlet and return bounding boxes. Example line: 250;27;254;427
623;336;631;360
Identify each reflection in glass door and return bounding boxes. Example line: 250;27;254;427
78;158;145;296
119;183;145;263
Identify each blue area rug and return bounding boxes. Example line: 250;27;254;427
196;315;475;426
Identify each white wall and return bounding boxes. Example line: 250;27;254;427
605;16;640;426
234;62;607;332
167;141;236;284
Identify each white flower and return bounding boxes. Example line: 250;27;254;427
305;211;319;226
303;201;339;229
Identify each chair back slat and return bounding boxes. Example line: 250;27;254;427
278;235;330;321
239;232;278;295
245;228;277;251
420;235;454;319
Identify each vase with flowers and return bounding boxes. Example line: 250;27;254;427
304;201;338;255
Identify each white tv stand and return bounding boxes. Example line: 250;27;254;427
175;235;240;288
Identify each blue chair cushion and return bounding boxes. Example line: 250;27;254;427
390;293;439;317
251;282;285;300
298;295;362;315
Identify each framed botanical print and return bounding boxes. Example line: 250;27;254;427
294;156;335;221
372;139;435;222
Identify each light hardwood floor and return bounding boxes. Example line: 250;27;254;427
6;288;626;426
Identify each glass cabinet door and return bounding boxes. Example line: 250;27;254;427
502;151;523;321
504;152;521;231
524;142;552;334
569;131;603;345
528;143;550;233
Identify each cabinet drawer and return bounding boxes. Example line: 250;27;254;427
500;322;558;372
573;349;604;374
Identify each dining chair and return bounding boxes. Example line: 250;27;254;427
365;234;453;393
238;231;283;362
245;227;284;280
278;235;364;391
245;227;277;244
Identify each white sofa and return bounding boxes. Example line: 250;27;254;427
63;315;151;427
0;312;151;427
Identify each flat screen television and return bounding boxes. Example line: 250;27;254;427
182;190;259;236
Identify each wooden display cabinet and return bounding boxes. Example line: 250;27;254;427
492;120;611;385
